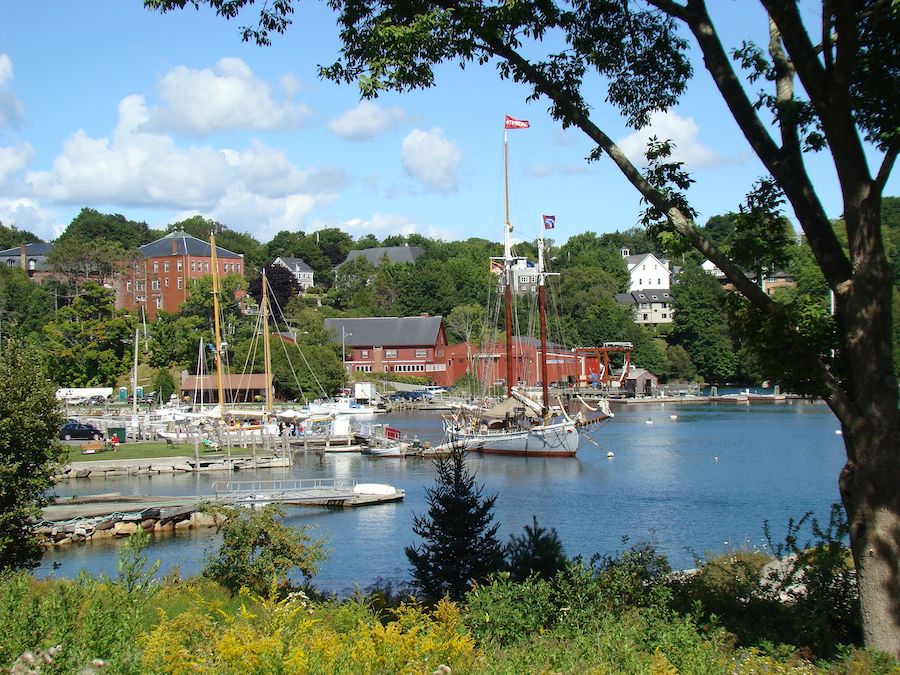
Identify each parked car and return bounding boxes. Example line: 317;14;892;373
59;421;103;441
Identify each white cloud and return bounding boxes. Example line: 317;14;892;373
329;101;407;141
325;212;455;240
144;57;312;135
0;143;35;184
0;54;25;128
0;198;66;238
617;110;726;169
400;128;462;193
23;93;346;241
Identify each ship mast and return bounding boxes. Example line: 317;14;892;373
538;232;550;417
261;269;274;416
503;128;515;399
209;233;227;412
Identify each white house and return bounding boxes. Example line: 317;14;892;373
621;248;670;291
272;256;315;290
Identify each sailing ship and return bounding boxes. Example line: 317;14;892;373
443;117;612;457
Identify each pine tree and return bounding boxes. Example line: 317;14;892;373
405;447;504;600
505;516;568;581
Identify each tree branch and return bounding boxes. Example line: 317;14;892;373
874;145;898;194
643;0;689;22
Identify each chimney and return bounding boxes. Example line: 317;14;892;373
171;238;178;255
19;244;26;270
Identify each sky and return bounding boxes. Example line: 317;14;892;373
0;2;896;248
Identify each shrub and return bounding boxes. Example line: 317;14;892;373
504;516;568;581
202;505;326;596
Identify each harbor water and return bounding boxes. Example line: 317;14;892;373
38;400;846;595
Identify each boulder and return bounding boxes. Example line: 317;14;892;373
113;521;138;536
174;519;192;531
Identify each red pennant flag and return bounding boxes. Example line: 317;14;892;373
542;214;556;230
504;115;530;130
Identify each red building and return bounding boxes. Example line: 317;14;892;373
465;337;584;387
116;230;244;319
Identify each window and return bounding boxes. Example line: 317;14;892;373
153;261;159;273
136;280;146;291
662;313;668;319
639;278;643;285
204;262;209;272
126;280;132;291
164;277;169;287
191;261;196;272
177;277;183;289
177;260;183;271
151;279;160;290
385;349;397;359
237;264;241;273
415;349;427;358
361;350;369;358
5;259;13;267
164;261;170;272
657;278;661;285
643;313;649;320
155;297;162;309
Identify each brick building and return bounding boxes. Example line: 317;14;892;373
116;230;244;319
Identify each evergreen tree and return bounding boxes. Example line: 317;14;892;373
505;516;567;581
405;448;504;600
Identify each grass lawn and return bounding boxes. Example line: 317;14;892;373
66;441;255;463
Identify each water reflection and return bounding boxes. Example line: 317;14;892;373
39;402;844;595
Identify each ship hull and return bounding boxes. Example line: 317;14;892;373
447;419;579;457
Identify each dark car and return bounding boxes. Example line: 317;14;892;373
59;421;103;441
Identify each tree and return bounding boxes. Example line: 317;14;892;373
169;215;264;271
248;264;301;313
202;505;325;596
152;368;176;403
147;0;900;653
0;341;65;571
405;448;504;601
56;207;151;250
47;237;132;288
505;516;568;582
671;264;737;383
0;222;41;250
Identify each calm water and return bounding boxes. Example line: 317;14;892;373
39;400;846;595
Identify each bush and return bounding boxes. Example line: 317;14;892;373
202;505;326;596
504;516;568;581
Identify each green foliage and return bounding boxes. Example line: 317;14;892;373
152;368;176;403
118;527;161;594
0;221;41;250
504;516;567;582
42;281;135;386
671;264;737;383
0;266;53;341
0;341;65;571
248;263;300;312
56;207;151;249
406;448;504;601
202;505;326;596
179;272;247;324
47;236;133;286
665;344;697;381
727;179;795;283
147;311;207;368
169;215;264;270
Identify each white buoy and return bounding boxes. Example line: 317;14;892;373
714;456;719;462
835;429;842;436
670;414;678;420
607;451;615;458
645;419;653;425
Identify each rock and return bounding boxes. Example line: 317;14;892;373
150;464;176;473
173;463;194;472
154;521;174;533
190;511;221;528
94;519;116;531
73;527;87;537
91;528;114;540
140;519;156;530
113;522;138;536
74;469;91;479
174;519;192;530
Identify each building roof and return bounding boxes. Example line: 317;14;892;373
335;246;424;270
624;251;668;269
138;230;242;259
324;316;443;347
0;242;52;257
615;289;672;305
273;256;313;273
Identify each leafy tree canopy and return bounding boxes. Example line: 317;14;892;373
57;208;151;250
0;222;42;250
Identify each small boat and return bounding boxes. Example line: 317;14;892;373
306;396;377;417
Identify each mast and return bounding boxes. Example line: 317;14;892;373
503;128;515;398
261;269;274;416
538;233;550;416
209;233;227;411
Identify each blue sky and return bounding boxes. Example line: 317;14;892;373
0;2;895;246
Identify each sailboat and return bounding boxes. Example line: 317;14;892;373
443;117;612;457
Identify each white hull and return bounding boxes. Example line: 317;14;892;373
307;401;376;417
446;419;579;457
158;423;279;444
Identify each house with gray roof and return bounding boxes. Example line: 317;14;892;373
621;248;671;292
334;246;424;272
0;242;53;278
272;256;315;289
615;288;673;326
323;315;453;385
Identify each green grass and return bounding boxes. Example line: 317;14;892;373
67;441;256;463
